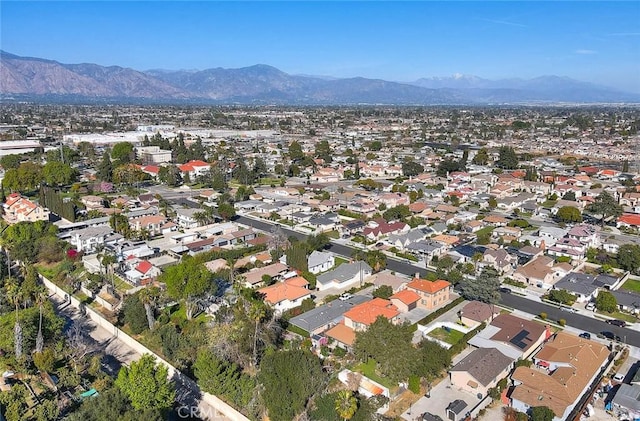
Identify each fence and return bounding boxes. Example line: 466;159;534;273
41;275;249;421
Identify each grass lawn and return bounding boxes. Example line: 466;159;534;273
354;359;395;389
334;256;349;268
597;310;637;323
113;276;134;293
326;230;340;239
475;226;495;237
258;177;282;185
427;327;465;345
622;279;640;293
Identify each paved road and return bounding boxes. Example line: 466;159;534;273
235;215;432;278
238;215;640;346
500;292;640;346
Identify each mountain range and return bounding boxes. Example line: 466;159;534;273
1;51;638;105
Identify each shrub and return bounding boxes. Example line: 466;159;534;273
333;347;347;358
539;312;547;320
408;375;420;394
558;319;566;327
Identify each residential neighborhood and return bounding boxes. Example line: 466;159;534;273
0;104;639;421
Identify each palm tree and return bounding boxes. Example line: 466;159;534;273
138;287;159;330
248;301;267;367
335;390;358;421
6;278;23;358
34;288;48;353
100;253;117;288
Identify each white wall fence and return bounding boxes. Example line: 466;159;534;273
41;275;249;421
418;321;472;350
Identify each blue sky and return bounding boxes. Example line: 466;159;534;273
2;1;640;92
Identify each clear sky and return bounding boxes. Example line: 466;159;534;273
2;1;640;92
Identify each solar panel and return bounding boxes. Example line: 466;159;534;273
510;330;531;349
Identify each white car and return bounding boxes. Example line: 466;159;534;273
613;373;625;383
339;293;353;301
586;302;596;311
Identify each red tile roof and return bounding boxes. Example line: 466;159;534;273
619;213;640;227
390;289;421;305
136;260;153;274
406;278;451;294
343;298;399;326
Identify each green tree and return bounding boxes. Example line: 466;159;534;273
1;220;59;263
158;165;182;187
286;242;309;272
67;387;164;421
160;257;215;319
42;161;78;186
353;317;418;382
372;285;393;299
383;205;411;222
122;294;149;334
2;162;43;192
307;233;331;251
555;206;582;223
472;148;489;165
97;150;113;182
194;350;255;408
459;267;501;311
488;196;498;209
259;349;326;421
617;244;640;274
587;191;623;225
548;289;577;305
315;140;333;163
335;390;358;421
114;354;175;411
496;146;519;169
0;154;22;170
111;142;134;166
402;160;424;177
217;202;236;221
416;339;451;380
596;290;618;313
288;141;305;162
530;406;555;421
113;164;146;186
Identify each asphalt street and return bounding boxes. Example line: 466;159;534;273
235;215;640;347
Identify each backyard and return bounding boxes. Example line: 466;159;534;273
621;278;640;293
353;358;395;389
427;326;465;345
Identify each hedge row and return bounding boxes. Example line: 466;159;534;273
417;296;465;326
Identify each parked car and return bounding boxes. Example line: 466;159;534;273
561;306;578;313
600;331;622;341
579;332;591;339
613;373;625;383
498;287;512;294
339;293;353;301
585;302;596;311
607;319;627;327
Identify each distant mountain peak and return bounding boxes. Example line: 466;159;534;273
1;51;638;104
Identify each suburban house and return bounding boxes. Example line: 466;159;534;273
510;332;609;421
363;219;409;240
468;314;549;360
124;259;162;286
449;347;514;397
3;193;50;224
553;272;622;303
459;301;499;327
371;271;410;293
618;213;640;229
80;195;105;210
389;289;421;313
316;261;372;291
288;295;369;335
343;298;400;331
66;225;114;253
178;160;211;179
307;250;335;274
611;383;640;420
512;256;571;289
257;276;312;315
129;214;167;237
483;249;516;274
242;262;289;288
175;208;202;229
405;278;452;311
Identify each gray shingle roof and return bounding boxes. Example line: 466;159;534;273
450;347;514;386
316;261;372;287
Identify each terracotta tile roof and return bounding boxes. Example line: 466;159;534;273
257;280;311;305
406;278;451;294
285;276;310;288
343;298;399;326
325;323;356;346
389;289;421;305
511;331;609;418
619;214;640;226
